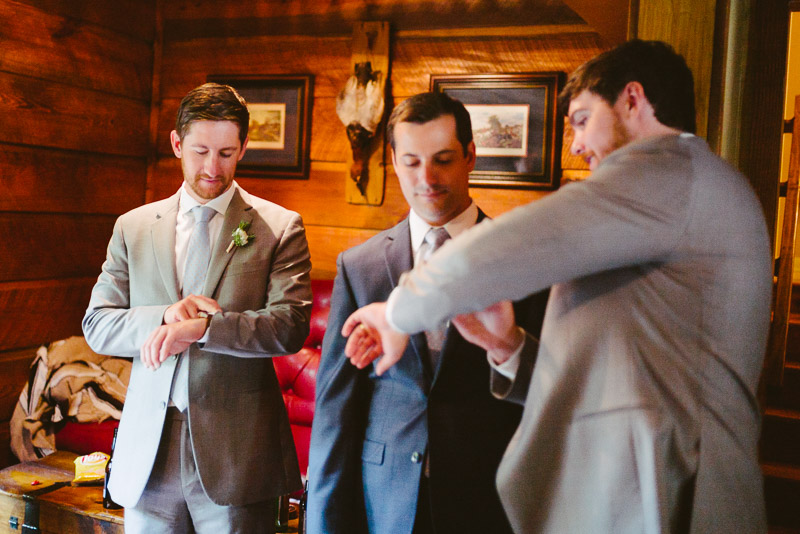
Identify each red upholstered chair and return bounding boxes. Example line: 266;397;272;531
273;279;331;478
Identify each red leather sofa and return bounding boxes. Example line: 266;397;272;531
272;279;330;477
56;279;332;479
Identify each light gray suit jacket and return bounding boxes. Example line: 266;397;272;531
83;186;312;508
389;134;772;533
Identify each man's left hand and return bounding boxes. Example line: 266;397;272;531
163;295;221;324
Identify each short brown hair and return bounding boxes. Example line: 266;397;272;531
557;40;696;134
387;92;473;156
175;83;250;145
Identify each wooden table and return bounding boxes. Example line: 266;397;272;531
0;451;123;534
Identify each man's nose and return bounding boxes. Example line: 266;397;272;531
205;153;222;176
570;135;584;156
419;161;437;184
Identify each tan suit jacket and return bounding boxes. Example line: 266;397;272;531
389;135;771;533
83;186;312;507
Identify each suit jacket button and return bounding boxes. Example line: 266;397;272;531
411;452;422;463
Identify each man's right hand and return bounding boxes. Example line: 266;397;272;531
163;295;221;324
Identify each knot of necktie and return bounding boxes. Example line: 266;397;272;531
193;206;215;224
419;226;450;264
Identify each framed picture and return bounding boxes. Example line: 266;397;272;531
207;74;313;179
430;73;564;189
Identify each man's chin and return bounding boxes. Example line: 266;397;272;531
188;182;225;201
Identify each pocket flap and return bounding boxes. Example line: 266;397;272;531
361;439;385;465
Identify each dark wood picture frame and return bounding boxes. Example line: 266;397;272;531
208;74;313;179
430;73;563;189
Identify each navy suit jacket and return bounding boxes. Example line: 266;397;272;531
307;212;549;534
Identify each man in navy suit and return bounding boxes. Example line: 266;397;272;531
306;92;548;534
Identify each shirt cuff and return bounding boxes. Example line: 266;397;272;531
486;327;525;379
196;313;214;344
385;288;404;332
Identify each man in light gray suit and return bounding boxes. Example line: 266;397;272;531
341;40;772;533
83;83;311;533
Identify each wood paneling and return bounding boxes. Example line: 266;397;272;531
391;31;603;97
560;0;633;46
0;0;153;100
1;144;145;215
162;0;584;39
0;0;154;469
0;214;114;282
306;225;380;279
637;0;717;138
160;35;351;99
15;0;156;41
159;31;603;100
0;279;96;351
0;72;150;157
0;348;36;421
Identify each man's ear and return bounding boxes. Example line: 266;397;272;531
238;136;249;161
621;81;647;114
170;130;182;158
465;141;477;172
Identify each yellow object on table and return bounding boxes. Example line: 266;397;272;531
73;452;109;484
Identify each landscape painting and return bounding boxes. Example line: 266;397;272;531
466;104;529;157
248;103;286;150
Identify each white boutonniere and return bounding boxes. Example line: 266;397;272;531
226;221;256;253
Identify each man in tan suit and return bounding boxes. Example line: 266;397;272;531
342;40;772;533
83;83;312;533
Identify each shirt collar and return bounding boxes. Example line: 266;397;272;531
178;180;239;218
409;201;479;252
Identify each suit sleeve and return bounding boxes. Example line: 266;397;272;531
490;289;549;405
306;253;370;533
82;217;169;357
389;146;692;334
490;332;539;405
202;212;312;358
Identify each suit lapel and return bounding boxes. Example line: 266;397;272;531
384;218;433;389
384;218;434;385
204;188;252;297
152;192;181;303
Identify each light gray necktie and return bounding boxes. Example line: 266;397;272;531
170;205;215;412
417;227;450;370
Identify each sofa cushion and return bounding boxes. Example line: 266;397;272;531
55;420;119;455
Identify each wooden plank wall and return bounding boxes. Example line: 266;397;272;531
0;0;155;467
153;0;603;280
